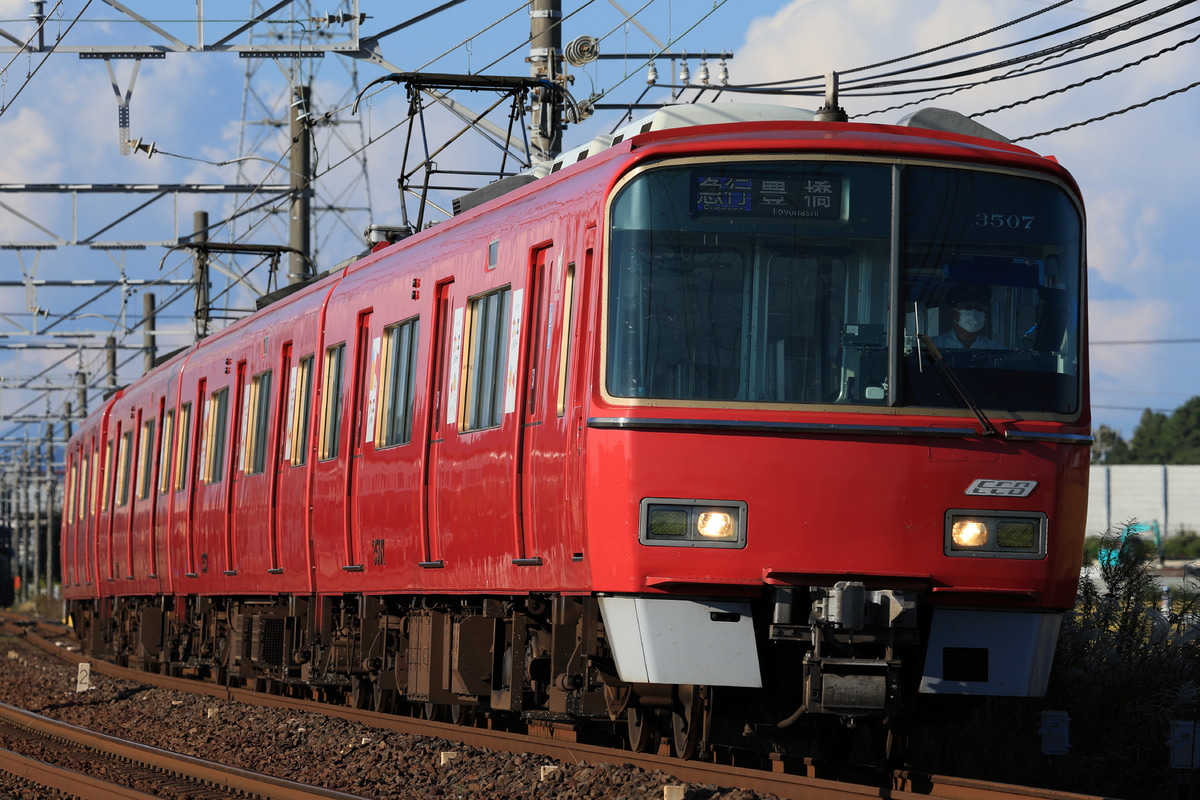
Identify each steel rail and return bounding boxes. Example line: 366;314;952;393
0;701;376;800
6;617;1118;800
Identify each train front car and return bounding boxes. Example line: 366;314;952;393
585;111;1088;756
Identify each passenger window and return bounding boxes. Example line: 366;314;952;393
243;370;273;475
287;355;315;466
174;403;192;491
202;389;229;484
115;430;133;507
137;419;155;500
159;409;175;495
463;287;512;430
378;318;419;447
78;455;90;522
101;440;113;511
319;344;345;460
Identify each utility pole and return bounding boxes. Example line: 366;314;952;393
193;211;210;341
289;85;313;285
143;292;157;373
42;422;53;602
105;337;117;394
529;0;563;161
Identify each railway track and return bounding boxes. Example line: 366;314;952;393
0;699;377;800
1;615;1115;800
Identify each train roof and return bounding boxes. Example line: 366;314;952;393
452;102;1036;218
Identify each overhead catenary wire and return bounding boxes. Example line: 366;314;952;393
852;5;1200;117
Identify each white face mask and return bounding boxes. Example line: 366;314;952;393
956;309;986;333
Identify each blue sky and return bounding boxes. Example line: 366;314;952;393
1;0;1198;443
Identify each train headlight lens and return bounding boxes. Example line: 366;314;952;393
945;511;1046;558
640;499;746;548
697;511;735;539
951;520;989;549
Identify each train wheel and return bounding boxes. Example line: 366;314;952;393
626;706;660;753
350;676;374;709
873;715;908;769
670;685;705;760
449;704;476;726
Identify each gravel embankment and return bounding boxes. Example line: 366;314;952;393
0;632;773;800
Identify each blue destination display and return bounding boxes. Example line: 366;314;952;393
693;173;843;219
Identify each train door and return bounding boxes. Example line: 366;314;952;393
422;280;455;567
224;361;247;575
564;238;595;560
345;310;375;570
269;344;292;574
517;245;556;564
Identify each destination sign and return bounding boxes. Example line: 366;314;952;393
692;173;844;220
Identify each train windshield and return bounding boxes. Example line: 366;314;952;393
605;160;1082;416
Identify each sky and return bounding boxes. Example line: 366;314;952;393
1;0;1199;450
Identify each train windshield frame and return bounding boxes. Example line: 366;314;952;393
603;156;1084;418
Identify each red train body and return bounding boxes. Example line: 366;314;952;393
60;104;1089;758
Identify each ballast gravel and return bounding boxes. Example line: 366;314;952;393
0;631;774;800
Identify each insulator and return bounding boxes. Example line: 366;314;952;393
565;35;600;67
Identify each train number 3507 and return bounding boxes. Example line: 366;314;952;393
973;212;1036;230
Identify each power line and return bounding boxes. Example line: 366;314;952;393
1013;76;1200;140
1091;337;1200;345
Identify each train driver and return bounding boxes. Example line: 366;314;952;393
932;283;1003;350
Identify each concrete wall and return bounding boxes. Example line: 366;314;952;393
1087;465;1200;537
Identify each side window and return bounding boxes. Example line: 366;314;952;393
288;355;314;466
159;409;175;495
90;448;101;516
378;318;419;447
557;263;576;416
101;440;114;511
202;389;229;484
174;403;192;491
115;430;133;507
319;344;345;460
243;370;273;475
137;418;155;500
65;462;77;525
78;454;90;522
463;287;512;431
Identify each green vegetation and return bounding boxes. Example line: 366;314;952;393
1093;396;1200;464
912;524;1199;797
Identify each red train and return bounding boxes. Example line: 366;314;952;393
60;102;1089;760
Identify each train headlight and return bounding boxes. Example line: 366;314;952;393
697;511;736;539
640;499;746;548
951;520;989;549
945;510;1047;559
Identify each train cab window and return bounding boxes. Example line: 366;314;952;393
115;430;133;507
606;159;1083;417
243;370;273;474
319;344;346;460
137;419;155;500
900;166;1083;415
378;319;419;447
462;287;513;430
174;403;192;491
288;355;315;466
607;161;891;405
159;409;175;495
201;389;230;484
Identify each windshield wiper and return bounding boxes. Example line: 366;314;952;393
917;334;998;438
